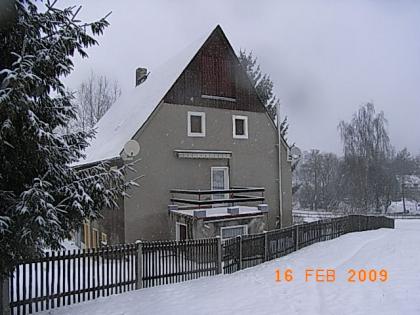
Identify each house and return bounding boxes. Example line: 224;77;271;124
400;175;420;201
77;25;292;247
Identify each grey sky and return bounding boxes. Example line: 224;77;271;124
63;0;420;155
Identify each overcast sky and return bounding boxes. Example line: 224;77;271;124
62;0;420;155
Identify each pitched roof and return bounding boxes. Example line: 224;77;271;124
78;25;283;166
78;28;214;165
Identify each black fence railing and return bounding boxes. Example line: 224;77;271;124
170;187;265;210
4;215;394;315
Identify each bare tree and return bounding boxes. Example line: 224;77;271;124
296;150;341;211
338;103;394;212
75;72;121;131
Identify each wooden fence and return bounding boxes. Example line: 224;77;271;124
141;239;219;288
3;215;394;315
221;215;394;273
8;244;138;315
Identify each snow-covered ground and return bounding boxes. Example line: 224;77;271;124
387;200;420;214
40;220;420;315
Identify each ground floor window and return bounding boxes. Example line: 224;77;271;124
92;228;99;248
101;232;108;246
83;222;91;248
221;225;248;240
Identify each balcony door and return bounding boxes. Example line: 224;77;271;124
211;167;229;201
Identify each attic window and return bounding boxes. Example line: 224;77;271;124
188;111;206;137
201;55;236;99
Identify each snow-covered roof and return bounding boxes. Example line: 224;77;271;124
77;29;213;165
404;175;420;186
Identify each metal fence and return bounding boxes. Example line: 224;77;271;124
3;215;394;315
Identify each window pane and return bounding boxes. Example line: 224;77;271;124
235;118;245;135
190;115;202;133
222;226;246;239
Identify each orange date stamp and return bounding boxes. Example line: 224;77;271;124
275;268;388;283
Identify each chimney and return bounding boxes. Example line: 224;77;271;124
136;67;148;86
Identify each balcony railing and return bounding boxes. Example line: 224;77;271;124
170;186;265;210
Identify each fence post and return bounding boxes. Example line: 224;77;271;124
135;241;143;290
0;276;10;315
264;231;269;262
216;236;222;274
238;236;242;271
294;225;299;251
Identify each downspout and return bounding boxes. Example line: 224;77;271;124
277;101;283;228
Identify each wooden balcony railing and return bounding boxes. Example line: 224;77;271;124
170;186;265;209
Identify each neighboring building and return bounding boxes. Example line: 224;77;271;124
77;25;292;247
397;175;420;206
401;175;420;200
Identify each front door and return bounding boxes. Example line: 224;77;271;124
211;167;229;201
176;223;187;241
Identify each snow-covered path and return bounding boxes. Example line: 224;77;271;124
40;220;420;315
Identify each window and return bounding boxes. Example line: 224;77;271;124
221;225;248;240
211;167;229;201
92;228;99;249
83;222;91;249
101;232;108;246
232;115;248;139
188;112;206;137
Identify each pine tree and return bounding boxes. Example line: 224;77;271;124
238;50;289;138
0;0;135;275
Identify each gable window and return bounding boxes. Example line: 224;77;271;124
188;111;206;137
232;115;248;139
221;225;248;240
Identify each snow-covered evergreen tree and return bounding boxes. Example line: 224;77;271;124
0;0;135;275
238;50;289;138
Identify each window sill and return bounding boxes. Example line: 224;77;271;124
187;133;206;137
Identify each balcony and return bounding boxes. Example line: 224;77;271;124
170;186;265;210
168;187;268;239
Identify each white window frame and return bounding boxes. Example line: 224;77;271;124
232;115;248;139
175;222;187;241
287;147;293;162
187;111;206;137
220;225;248;240
211;166;229;201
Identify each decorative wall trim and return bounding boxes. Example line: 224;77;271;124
174;149;232;159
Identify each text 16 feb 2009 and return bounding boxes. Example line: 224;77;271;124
274;268;388;283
